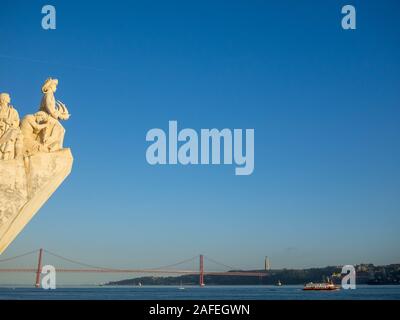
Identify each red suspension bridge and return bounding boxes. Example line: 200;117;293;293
0;249;267;287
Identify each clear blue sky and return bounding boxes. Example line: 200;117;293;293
1;0;399;284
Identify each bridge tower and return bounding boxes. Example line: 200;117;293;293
199;254;205;287
35;248;43;288
264;256;270;271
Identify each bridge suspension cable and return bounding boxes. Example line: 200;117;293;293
203;255;236;271
44;249;199;272
149;255;198;270
43;249;116;271
0;249;39;263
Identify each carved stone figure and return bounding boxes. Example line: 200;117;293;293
0;79;73;254
0;93;23;160
39;78;70;149
20;111;49;156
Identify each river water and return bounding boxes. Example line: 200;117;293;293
0;285;399;300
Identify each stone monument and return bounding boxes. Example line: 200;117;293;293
0;78;73;254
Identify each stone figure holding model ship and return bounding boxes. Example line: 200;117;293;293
0;78;73;254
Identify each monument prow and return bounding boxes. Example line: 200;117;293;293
0;149;73;253
0;78;73;254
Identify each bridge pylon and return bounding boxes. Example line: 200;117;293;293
35;248;43;288
199;254;205;287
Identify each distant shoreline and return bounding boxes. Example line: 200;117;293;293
107;264;400;286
